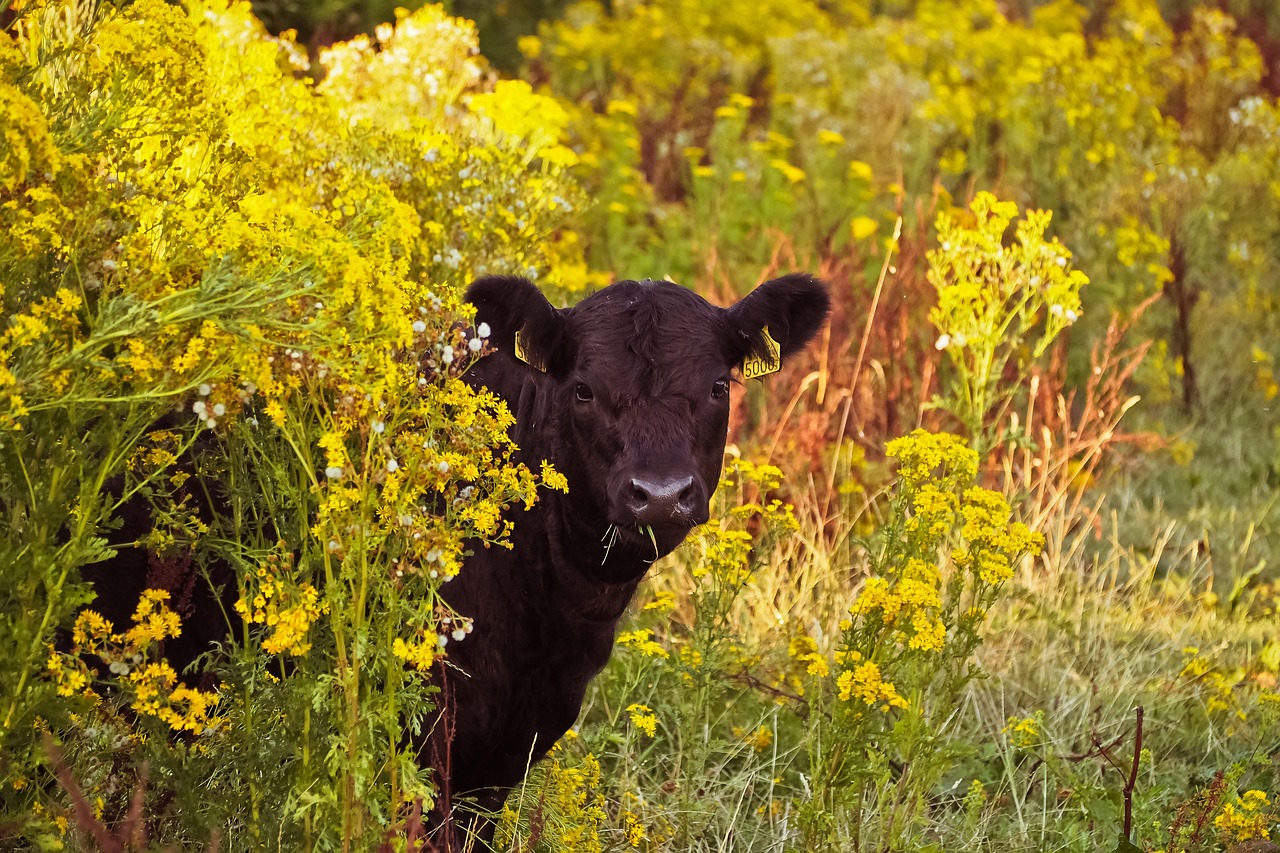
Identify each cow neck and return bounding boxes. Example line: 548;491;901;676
536;489;648;624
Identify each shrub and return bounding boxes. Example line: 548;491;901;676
1;1;582;846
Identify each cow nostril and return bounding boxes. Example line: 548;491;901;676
624;474;700;523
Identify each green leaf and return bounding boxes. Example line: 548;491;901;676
1111;834;1143;853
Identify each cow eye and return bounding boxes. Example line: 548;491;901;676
574;383;594;403
712;379;730;399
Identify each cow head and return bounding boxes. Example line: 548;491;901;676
466;274;829;577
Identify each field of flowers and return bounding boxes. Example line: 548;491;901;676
2;0;1279;850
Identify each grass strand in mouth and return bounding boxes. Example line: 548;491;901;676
601;524;619;564
642;524;659;562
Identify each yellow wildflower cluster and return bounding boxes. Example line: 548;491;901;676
622;807;647;847
1214;790;1274;842
689;457;799;589
124;589;182;648
0;287;84;427
1178;646;1250;720
45;650;90;699
642;590;676;614
499;751;608;853
129;662;220;734
835;657;909;713
616;629;669;660
829;429;1042;753
626;703;658;738
927;193;1089;438
954;487;1043;586
391;636;437;673
732;724;774;753
788;633;829;679
691;523;754;586
850;562;946;653
49;592;220;732
234;551;326;657
1002;712;1044;749
885;430;978;491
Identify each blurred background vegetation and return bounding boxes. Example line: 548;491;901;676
249;0;1280;582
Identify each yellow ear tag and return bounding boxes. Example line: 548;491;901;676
742;326;782;380
514;329;546;372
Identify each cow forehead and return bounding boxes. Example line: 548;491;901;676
567;280;731;371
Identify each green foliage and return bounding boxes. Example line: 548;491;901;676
0;0;583;846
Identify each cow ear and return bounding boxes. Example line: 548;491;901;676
726;273;830;378
465;275;573;374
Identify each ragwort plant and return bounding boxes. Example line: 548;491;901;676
926;192;1087;452
1;1;584;847
798;430;1043;852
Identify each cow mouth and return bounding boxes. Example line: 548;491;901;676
601;520;695;563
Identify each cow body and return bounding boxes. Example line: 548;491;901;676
428;274;828;845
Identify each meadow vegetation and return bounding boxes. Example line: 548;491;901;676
1;0;1278;850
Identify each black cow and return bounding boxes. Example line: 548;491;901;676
430;273;828;846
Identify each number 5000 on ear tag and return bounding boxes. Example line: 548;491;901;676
742;326;782;380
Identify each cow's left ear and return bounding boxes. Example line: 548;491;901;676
465;275;574;374
725;273;830;376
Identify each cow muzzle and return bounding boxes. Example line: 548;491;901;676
617;470;708;528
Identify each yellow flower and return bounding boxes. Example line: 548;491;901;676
540;459;569;492
732;724;774;752
393;637;437;672
907;613;946;652
769;158;806;184
817;129;845;146
124;589;182;648
836;661;909;711
626;703;658;737
616;628;668;659
622;809;646;847
1214;790;1273;842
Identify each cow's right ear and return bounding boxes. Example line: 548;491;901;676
465;275;573;374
